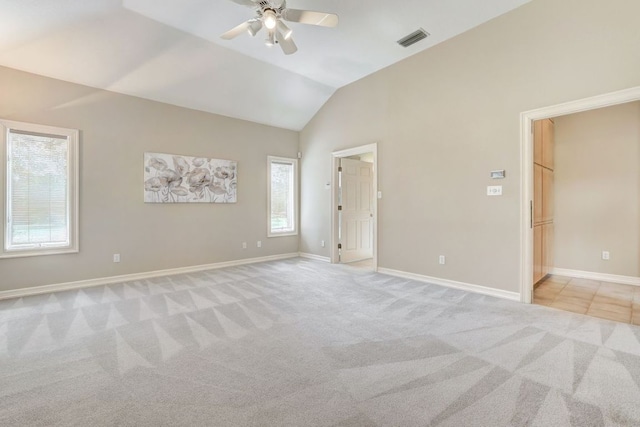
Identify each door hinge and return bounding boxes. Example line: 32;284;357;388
338;205;342;211
338;166;342;172
338;243;342;249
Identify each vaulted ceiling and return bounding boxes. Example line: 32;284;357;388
0;0;532;130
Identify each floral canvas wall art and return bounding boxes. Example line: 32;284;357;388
144;152;237;203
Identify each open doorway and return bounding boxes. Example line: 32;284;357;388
521;86;640;312
529;102;640;325
331;143;378;271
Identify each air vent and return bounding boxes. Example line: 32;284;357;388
397;28;430;48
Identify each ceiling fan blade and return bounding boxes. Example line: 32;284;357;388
276;31;297;55
226;0;257;6
221;21;251;40
282;9;338;27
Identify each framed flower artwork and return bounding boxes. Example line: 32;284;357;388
144;152;237;203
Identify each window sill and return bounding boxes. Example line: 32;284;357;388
268;231;298;238
0;247;79;259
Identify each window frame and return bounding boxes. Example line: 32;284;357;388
267;155;298;238
1;119;79;258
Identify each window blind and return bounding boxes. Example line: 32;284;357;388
7;130;70;249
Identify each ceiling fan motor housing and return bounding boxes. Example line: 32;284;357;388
257;0;285;15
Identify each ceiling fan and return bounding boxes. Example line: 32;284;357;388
220;0;338;55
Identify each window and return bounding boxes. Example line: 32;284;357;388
268;156;298;237
1;120;79;257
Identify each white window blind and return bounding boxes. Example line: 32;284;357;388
7;130;70;250
268;156;298;237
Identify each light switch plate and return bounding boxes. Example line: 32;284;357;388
487;186;503;196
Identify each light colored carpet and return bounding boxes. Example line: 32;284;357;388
1;258;640;426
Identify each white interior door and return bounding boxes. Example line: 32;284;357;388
339;158;373;263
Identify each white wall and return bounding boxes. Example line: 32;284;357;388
0;66;299;292
300;0;640;292
554;102;640;276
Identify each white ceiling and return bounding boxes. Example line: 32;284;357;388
0;0;531;130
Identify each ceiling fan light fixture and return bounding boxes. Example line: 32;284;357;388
247;19;263;37
276;20;292;40
265;30;275;47
263;10;277;30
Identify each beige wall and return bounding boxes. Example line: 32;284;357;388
0;66;299;292
300;0;640;292
554;102;640;276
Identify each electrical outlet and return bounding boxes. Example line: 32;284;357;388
321;240;325;247
487;186;503;196
257;241;262;248
242;242;247;249
113;254;120;263
602;251;610;260
439;255;445;265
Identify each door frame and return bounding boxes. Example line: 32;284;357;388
520;86;640;303
331;143;378;271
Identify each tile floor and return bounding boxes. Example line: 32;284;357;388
344;258;374;270
534;275;640;325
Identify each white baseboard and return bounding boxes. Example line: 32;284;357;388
378;267;521;302
298;252;331;263
1;254;524;303
0;253;300;301
551;268;640;286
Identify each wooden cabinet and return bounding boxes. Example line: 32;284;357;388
534;165;543;224
534;223;554;284
534;119;554;169
534;225;544;283
542;119;554;169
543;223;554;278
533;119;554;284
542;167;554;223
534;120;543;165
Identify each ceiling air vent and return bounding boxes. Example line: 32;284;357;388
397;28;430;48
